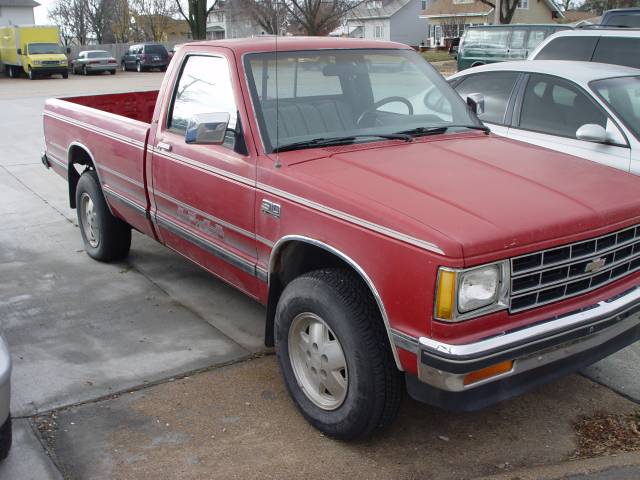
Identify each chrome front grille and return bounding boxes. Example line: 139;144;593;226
42;60;60;65
510;225;640;313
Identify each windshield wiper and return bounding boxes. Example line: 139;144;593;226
395;125;490;137
272;133;411;153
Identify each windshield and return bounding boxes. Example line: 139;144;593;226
244;49;480;152
591;76;640;140
87;51;110;58
28;43;63;55
604;13;640;28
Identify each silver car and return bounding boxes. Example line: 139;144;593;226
0;334;10;461
72;50;117;75
448;61;640;174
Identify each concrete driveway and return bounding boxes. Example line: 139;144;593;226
0;69;638;480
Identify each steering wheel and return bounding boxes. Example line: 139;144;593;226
357;96;414;126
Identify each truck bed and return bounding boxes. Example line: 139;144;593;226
43;91;157;238
61;90;158;124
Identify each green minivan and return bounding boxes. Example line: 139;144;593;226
457;24;571;71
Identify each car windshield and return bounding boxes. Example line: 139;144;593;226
87;51;110;58
244;49;480;152
591;75;640;140
604;13;640;28
28;43;63;55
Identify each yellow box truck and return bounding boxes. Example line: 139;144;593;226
0;25;69;80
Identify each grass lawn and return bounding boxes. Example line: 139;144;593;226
421;50;454;63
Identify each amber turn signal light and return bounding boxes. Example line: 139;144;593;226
435;270;457;320
463;360;514;386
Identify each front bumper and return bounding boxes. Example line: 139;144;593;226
0;335;11;426
407;285;640;411
33;66;68;75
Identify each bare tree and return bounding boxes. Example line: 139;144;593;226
176;0;221;39
111;0;133;42
49;0;90;45
285;0;366;36
478;0;520;24
84;0;116;43
238;0;286;34
133;0;179;41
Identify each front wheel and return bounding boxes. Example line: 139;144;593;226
136;62;142;73
28;67;35;80
121;62;126;72
0;416;11;461
62;71;68;79
275;269;403;440
75;170;131;262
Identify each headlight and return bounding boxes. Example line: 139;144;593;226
435;262;509;322
32;60;41;65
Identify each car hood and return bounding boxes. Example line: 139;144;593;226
287;134;640;261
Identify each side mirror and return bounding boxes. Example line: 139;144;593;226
66;47;71;54
185;112;230;145
466;93;485;115
576;123;607;143
16;48;21;55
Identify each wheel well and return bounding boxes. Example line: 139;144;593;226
264;240;380;348
67;145;95;208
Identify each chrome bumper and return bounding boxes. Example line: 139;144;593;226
0;335;11;425
417;285;640;396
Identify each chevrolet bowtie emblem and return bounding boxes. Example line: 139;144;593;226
584;257;607;274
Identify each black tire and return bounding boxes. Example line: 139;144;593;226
28;67;35;80
62;71;69;79
110;69;116;75
160;65;167;72
275;268;403;440
82;65;87;76
0;415;11;461
121;62;127;72
136;62;142;73
6;66;14;78
75;170;131;262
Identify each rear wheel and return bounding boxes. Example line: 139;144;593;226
110;69;116;75
75;170;131;262
62;70;68;79
275;269;403;440
136;62;142;73
7;66;14;78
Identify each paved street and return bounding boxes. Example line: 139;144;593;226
0;69;638;479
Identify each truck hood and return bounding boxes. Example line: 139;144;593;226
288;134;640;260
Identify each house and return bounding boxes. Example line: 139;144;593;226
559;10;600;26
134;15;192;42
206;0;265;40
345;0;428;47
420;0;563;46
0;0;39;27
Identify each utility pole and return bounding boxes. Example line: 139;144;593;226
494;0;501;24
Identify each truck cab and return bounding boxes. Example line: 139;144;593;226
0;25;69;79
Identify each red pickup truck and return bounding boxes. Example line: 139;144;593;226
42;37;640;440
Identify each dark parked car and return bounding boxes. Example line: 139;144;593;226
457;24;571;71
72;50;117;75
601;8;640;28
121;43;169;72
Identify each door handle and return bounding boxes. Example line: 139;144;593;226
157;142;172;152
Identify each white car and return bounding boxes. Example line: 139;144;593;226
528;28;640;70
446;61;640;174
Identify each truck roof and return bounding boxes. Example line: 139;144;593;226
180;36;412;54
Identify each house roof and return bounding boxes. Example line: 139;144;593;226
420;0;492;19
560;10;600;24
420;0;563;19
348;0;412;20
0;0;39;6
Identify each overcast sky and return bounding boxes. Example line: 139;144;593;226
34;0;53;24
